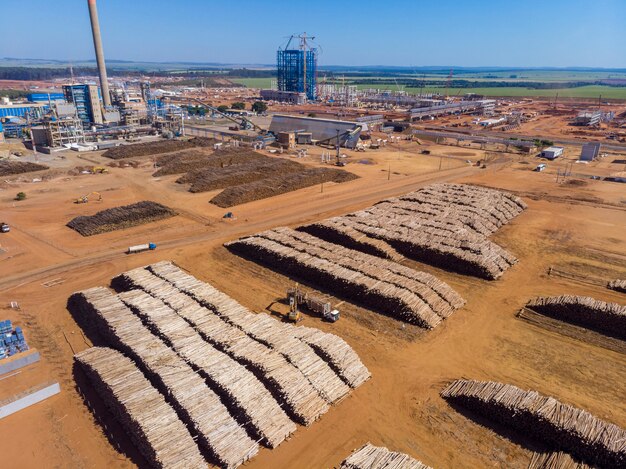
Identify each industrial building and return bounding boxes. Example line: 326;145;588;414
63;84;103;125
277;33;317;101
573;110;602;126
260;89;307;105
409;100;495;120
540;146;564;160
579;142;601;161
269;114;362;148
27;93;66;103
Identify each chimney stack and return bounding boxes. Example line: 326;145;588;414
87;0;111;107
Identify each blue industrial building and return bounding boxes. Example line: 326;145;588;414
27;93;65;103
63;84;103;125
277;34;318;101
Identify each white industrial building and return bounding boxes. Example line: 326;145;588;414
540;146;564;160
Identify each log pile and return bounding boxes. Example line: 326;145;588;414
225;228;464;329
528;451;593;469
210;167;358;208
117;288;296;448
526;296;626;341
298;183;525;280
113;265;331;426
74;347;205;469
102;137;214;159
67;201;177;236
340;443;432;469
441;379;626;468
69;287;258;468
179;156;302;193
0;160;49;176
145;261;370;388
608;280;626;294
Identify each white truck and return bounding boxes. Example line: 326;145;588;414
0;223;9;233
127;243;156;254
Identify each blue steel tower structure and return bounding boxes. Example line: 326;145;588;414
277;33;317;101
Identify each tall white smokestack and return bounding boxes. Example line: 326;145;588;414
87;0;111;107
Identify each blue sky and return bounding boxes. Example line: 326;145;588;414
2;0;625;67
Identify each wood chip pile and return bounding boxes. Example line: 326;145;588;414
528;451;593;469
340;443;432;469
0;160;49;176
69;287;258;468
526;295;626;340
102;137;214;159
608;280;626;294
441;379;626;468
74;346;205;469
226;227;464;329
67;201;177;236
210;166;358;208
299;183;526;280
71;262;370;466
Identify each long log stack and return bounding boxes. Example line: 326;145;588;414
72;263;370;466
112;267;332;424
441;379;626;468
526;295;626;341
528;451;593;469
145;261;371;388
299;183;526;280
69;287;258;468
226;228;464;329
340;443;432;469
117;288;296;448
608;280;626;294
75;347;206;469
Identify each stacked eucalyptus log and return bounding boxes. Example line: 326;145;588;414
608;280;626;294
441;379;626;468
226;228;464;329
145;260;370;391
298;183;526;280
70;287;258;468
72;262;370;467
340;443;432;469
526;295;626;340
75;347;206;469
117;288;297;448
66;201;177;236
528;451;593;469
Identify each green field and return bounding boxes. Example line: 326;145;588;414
233;77;626;100
357;84;626;99
232;77;273;88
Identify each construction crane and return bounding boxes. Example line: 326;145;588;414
75;192;102;204
445;69;454;99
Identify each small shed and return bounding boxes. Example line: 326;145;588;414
541;146;564;160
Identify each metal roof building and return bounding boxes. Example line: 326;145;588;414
269;114;362;148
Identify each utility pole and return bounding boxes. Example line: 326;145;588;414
388;163;391;180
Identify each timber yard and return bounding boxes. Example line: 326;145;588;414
0;2;625;469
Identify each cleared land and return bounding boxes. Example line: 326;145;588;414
66;201;177;236
0;136;625;469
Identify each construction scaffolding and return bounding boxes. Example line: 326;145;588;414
277;34;317;101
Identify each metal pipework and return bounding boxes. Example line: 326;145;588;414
87;0;111;107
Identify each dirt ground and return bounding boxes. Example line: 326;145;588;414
0;138;624;469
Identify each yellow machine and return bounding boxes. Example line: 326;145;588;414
287;283;303;323
75;192;102;204
91;166;109;174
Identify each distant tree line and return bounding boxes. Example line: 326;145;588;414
336;78;626;89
